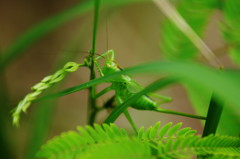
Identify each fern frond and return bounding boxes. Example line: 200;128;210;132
161;0;218;59
156;134;240;159
76;139;153;159
37;123;154;159
138;122;197;141
221;0;240;64
138;122;240;159
37;122;240;159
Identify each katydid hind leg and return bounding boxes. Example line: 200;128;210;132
148;92;172;104
93;86;113;99
116;96;138;134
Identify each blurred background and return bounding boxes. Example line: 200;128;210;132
0;0;235;158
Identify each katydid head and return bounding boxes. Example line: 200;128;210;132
95;50;121;75
102;58;121;75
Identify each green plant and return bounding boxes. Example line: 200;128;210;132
37;122;240;159
1;0;240;158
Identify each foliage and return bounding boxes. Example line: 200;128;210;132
37;122;240;159
161;0;218;59
221;0;240;64
1;0;240;158
160;0;240;136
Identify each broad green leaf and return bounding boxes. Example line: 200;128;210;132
217;105;240;136
184;82;211;117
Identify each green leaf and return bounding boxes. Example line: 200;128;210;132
41;61;240;115
217;105;240;136
159;122;172;138
168;122;182;137
14;61;240;126
221;0;240;65
37;123;153;159
37;122;240;159
149;122;161;139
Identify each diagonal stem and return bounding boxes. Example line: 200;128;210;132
152;0;223;68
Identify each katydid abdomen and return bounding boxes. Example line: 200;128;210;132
112;80;158;111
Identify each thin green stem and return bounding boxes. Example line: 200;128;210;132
154;108;206;120
91;0;100;57
88;0;101;125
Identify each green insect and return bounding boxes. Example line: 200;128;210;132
93;50;171;111
12;49;205;127
93;50;206;122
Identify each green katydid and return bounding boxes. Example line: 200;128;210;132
93;50;171;110
93;50;206;121
12;49;206;127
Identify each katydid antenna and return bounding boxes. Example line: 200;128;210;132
105;9;109;51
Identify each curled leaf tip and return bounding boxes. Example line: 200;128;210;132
64;62;79;72
12;116;20;127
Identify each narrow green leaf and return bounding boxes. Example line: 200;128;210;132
176;127;192;137
203;94;224;137
159;122;172;138
137;127;145;139
184;130;197;137
142;128;152;140
168;122;182;137
77;127;95;144
149;122;161;139
38;61;240;120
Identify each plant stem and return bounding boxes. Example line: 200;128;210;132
88;0;101;125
